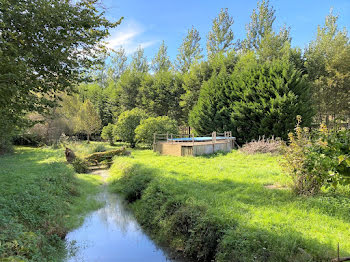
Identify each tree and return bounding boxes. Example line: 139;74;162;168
151;41;172;72
135;116;178;146
140;71;184;121
176;27;203;73
75;100;102;143
181;51;238;124
117;69;144;112
243;0;292;62
189;67;232;135
114;108;147;147
101;123;116;145
130;46;149;73
244;0;275;51
109;46;128;81
0;0;121;152
206;8;235;58
305;10;350;123
190;53;314;143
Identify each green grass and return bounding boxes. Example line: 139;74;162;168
109;150;350;262
0;146;103;261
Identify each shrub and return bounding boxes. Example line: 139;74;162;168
71;157;88;173
240;136;283;155
90;144;107;153
101;123;116;145
135;116;178;146
283;116;350;195
114;108;147;147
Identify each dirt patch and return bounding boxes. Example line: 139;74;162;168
264;184;288;190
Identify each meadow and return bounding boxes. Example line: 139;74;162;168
109;149;350;262
0;146;103;261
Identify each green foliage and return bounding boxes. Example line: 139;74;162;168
72;157;89;174
190;54;314;142
207;8;235;58
117;69;144;112
75;100;102;142
130;46;149;73
304;10;350;121
151;41;172;72
0;0;121;148
180;51;237;124
283;117;350;195
90;144;107;153
175;26;203;73
114;108;147;147
101;123;116;145
140;71;184;121
244;0;276;50
109;149;350;261
135;116;178;146
0;147;102;261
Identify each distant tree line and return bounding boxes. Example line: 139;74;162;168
1;0;350;151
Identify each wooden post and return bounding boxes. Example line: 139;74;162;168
192;133;194;145
171;133;173;144
166;132;169;143
212;131;216;144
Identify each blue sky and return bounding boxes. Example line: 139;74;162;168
103;0;350;61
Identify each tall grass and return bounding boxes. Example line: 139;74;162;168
0;147;103;261
109;150;350;262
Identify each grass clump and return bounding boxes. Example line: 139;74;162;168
109;150;350;262
71;157;89;173
0;147;102;261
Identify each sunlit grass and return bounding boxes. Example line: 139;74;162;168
0;146;103;261
110;149;350;261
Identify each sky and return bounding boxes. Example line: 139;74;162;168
102;0;350;61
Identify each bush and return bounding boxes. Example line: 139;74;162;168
101;123;116;145
114;108;147;147
90;144;107;153
135;116;178;146
71;157;88;173
240;136;283;155
283;116;350;195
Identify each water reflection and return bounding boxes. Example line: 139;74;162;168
65;189;177;262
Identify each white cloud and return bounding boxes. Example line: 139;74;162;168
106;20;157;55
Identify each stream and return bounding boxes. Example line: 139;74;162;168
65;170;180;262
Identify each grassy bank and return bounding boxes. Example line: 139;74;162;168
0;146;103;261
109;150;350;262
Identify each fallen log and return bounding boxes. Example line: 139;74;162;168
85;147;130;165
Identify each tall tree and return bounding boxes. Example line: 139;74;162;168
190;53;314;143
75;100;102;143
130;46;149;73
244;0;276;51
117;69;143;112
206;8;235;58
109;46;128;81
176;27;203;73
0;0;121;152
305;10;350;123
140;71;184;121
152;41;172;72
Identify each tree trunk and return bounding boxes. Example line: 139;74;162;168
87;133;90;144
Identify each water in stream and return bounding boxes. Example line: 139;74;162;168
65;189;178;262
